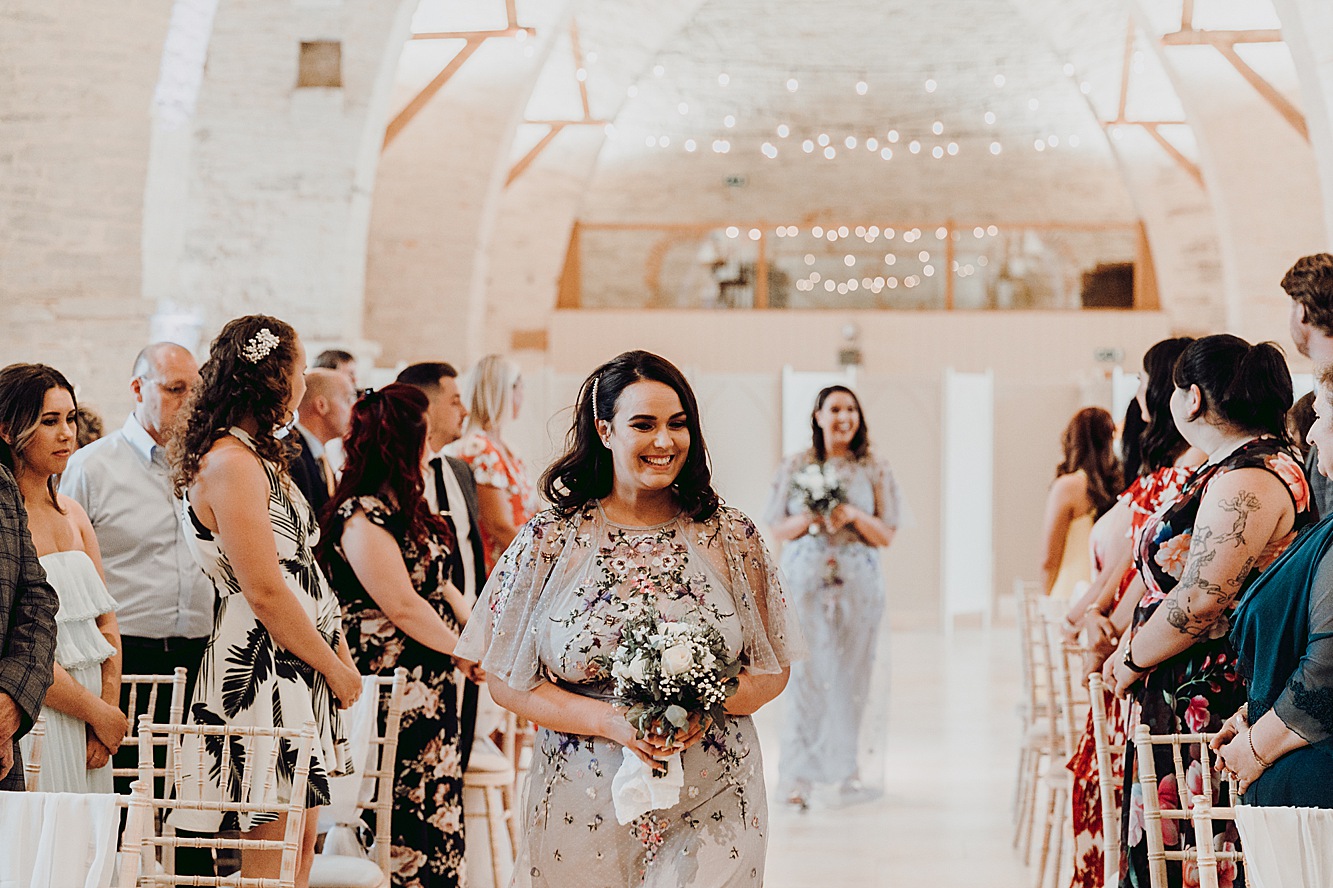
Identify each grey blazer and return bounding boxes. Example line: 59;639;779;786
0;464;59;790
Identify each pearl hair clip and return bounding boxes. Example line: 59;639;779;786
591;375;601;424
241;328;280;363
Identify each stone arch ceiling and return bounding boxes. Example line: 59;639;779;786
573;0;1138;225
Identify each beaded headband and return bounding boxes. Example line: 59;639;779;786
241;328;280;364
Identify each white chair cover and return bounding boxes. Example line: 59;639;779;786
0;791;119;888
1234;805;1333;888
318;675;378;834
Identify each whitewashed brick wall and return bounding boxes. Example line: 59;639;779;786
0;1;174;416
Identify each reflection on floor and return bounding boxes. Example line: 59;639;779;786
756;627;1031;887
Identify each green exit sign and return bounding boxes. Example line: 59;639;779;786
724;175;747;187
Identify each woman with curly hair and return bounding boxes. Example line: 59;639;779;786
1039;407;1122;598
319;384;474;887
169;315;361;887
454;350;802;887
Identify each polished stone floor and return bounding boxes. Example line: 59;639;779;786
756;626;1033;887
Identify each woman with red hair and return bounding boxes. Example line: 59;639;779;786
319;383;473;888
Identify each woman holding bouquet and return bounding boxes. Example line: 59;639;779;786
454;350;801;888
766;386;902;808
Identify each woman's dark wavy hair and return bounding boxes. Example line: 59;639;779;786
0;363;77;512
810;385;871;462
1173;334;1292;440
1138;337;1195;475
1057;407;1121;518
542;350;720;520
170;315;300;496
317;383;452;564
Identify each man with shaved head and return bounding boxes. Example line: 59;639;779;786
60;342;214;872
289;367;357;517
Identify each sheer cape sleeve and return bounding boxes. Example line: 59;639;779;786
869;456;903;528
697;506;807;672
453;508;594;692
1272;543;1333;748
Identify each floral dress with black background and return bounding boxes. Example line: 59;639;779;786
1117;438;1310;888
454;504;803;888
324;493;466;888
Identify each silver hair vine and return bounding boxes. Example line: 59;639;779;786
241;327;280;364
591;375;601;424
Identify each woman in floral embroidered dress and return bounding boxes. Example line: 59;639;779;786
454;350;802;888
1106;335;1311;887
766;385;901;809
448;355;540;572
319;384;476;887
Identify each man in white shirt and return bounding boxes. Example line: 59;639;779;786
396;362;488;767
60;342;215;872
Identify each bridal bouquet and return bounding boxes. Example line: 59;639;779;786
791;461;847;531
596;609;741;823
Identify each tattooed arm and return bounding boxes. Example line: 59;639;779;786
1112;467;1295;694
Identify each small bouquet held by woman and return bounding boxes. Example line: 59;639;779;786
791;461;847;533
596;608;741;823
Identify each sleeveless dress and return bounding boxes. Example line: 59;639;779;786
323;494;466;887
1050;511;1095;600
764;452;901;796
454;504;802;888
174;428;352;832
1117;438;1310;887
18;549;118;793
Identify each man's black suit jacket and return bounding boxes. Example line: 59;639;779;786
289;432;331;519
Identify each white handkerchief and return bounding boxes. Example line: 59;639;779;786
611;748;685;825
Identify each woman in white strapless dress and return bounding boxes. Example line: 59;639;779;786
0;363;127;792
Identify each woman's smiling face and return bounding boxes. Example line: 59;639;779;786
600;380;691;495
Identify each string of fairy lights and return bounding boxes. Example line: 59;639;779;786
602;60;1101;162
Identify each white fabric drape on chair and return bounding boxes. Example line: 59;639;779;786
1234;805;1333;888
0;791;119;887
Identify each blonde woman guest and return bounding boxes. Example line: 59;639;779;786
0;364;126;793
170;316;360;887
447;355;539;571
1039;407;1121;598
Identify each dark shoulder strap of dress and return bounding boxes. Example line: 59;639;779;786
1215;438;1307;514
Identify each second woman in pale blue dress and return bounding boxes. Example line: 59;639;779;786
767;385;901;808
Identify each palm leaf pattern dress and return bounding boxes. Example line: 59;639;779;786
173;428;351;832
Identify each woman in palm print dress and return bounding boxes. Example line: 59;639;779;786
1107;335;1311;887
170;316;361;888
320;383;476;887
455;350;803;888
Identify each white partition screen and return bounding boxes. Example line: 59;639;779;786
780;366;856;457
941;368;995;630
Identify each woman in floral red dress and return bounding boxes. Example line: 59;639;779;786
1061;338;1202;888
448;355;540;572
1106;335;1311;888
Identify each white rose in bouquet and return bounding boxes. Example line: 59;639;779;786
661;643;695;677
